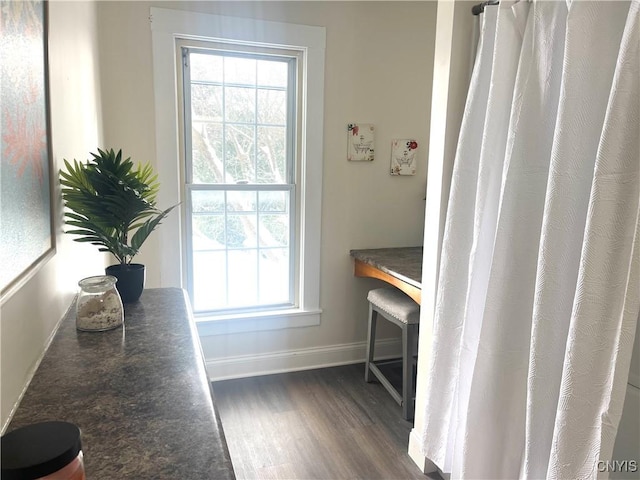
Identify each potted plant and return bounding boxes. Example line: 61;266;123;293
59;148;177;303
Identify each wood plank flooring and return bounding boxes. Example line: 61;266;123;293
213;364;441;480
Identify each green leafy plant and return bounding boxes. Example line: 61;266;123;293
59;148;177;266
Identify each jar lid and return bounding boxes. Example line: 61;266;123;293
78;275;117;292
1;421;82;480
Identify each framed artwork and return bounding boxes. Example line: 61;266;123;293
347;123;375;162
390;139;418;176
1;0;55;298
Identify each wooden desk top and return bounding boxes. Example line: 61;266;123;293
350;247;423;304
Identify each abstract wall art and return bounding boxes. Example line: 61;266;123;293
1;0;54;296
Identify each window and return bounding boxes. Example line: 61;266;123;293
150;8;325;334
181;46;298;314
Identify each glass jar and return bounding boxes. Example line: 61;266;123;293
76;275;124;331
1;421;86;479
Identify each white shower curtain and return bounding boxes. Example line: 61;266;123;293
419;1;640;478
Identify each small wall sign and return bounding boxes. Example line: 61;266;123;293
390;139;418;175
347;123;375;162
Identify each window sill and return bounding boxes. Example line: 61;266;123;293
194;308;322;336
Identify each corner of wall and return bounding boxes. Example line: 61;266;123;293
411;0;476;470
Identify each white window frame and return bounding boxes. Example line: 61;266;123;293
180;44;299;314
150;8;325;335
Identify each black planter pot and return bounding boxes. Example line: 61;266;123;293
105;263;145;304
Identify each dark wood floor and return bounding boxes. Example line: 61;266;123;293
213;363;439;480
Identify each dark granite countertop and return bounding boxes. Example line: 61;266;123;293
7;288;235;480
350;247;423;288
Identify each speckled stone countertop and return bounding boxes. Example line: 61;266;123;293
350;247;423;288
7;288;235;480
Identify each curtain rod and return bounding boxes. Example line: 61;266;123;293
472;0;499;16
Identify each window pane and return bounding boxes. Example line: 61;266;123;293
192;190;225;213
258;191;288;212
224;56;256;86
228;214;257;248
191;84;222;121
259;214;289;247
193;250;226;311
226;191;257;247
228;249;258;306
225;86;256;123
257;59;287;87
256;126;286;183
221;215;243;248
259;248;289;304
190;53;223;83
224;125;255;183
257;89;286;125
192;122;223;183
226;191;256;212
192;214;225;250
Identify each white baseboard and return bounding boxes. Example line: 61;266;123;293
408;428;441;475
206;337;402;381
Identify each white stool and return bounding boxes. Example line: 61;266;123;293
365;287;420;420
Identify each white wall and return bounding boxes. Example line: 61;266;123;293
408;0;475;472
97;1;437;374
0;1;106;430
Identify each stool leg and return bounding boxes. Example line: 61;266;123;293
402;324;419;420
365;305;377;383
402;324;410;419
